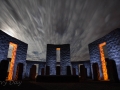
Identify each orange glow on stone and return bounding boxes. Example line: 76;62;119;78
56;48;60;50
99;42;108;80
7;42;17;80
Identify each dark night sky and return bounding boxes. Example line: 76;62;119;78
0;0;120;61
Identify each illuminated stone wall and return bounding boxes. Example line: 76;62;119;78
0;30;28;80
83;61;91;77
46;44;71;75
71;61;91;77
38;62;46;75
26;61;91;77
26;61;45;77
71;62;79;75
88;28;120;80
60;44;71;75
46;44;56;75
25;62;33;77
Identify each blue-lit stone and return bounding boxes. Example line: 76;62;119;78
0;30;28;79
89;28;120;80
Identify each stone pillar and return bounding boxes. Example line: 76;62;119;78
92;63;100;80
38;63;45;75
46;44;56;75
72;63;79;75
41;68;44;75
80;65;87;80
25;64;32;78
56;66;60;75
15;63;23;80
46;66;50;75
72;68;76;75
67;66;71;75
60;44;71;75
22;62;26;79
29;65;36;80
84;62;91;78
0;60;9;80
106;59;119;82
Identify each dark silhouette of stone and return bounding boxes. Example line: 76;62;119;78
29;65;36;80
46;66;50;75
105;58;119;82
72;68;76;75
67;66;71;75
41;68;44;75
15;63;23;80
92;63;100;81
0;60;9;81
56;66;60;75
80;65;87;80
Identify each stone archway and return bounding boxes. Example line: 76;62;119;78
46;44;71;75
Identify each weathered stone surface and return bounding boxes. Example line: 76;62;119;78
89;28;120;80
0;30;28;79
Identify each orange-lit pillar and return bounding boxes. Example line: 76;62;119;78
99;42;108;80
7;42;17;80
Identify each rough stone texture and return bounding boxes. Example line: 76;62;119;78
26;60;91;77
71;61;91;77
0;30;28;79
46;44;71;75
88;28;120;80
83;61;91;77
60;44;71;75
38;63;46;75
26;60;45;77
71;62;79;75
46;44;56;75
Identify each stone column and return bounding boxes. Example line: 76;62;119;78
56;66;60;75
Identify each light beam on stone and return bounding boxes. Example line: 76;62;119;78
7;42;17;81
99;42;108;80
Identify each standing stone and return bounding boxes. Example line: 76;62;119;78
56;66;60;75
41;68;44;75
106;58;119;82
67;66;71;75
15;63;23;80
29;65;36;80
72;68;76;75
46;66;50;75
92;63;100;80
0;60;9;81
80;65;87;80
